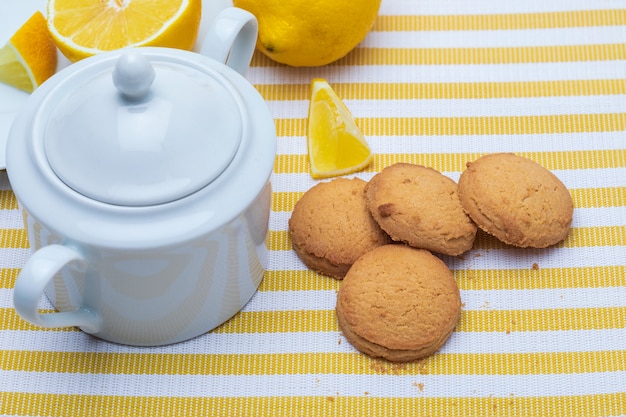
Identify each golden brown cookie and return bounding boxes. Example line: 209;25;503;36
336;244;461;362
457;153;573;248
288;177;391;279
364;163;477;256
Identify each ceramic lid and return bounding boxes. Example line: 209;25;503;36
42;50;243;206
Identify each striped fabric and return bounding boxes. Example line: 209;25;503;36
1;0;625;415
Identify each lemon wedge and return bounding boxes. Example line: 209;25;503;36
0;11;58;93
307;78;373;179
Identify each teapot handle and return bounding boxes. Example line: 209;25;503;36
13;244;102;334
200;7;258;76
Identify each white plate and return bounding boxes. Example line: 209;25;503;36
0;0;233;170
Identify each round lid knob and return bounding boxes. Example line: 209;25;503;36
112;51;155;100
43;50;243;206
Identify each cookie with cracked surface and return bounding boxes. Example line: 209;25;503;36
288;177;391;279
336;244;461;362
364;163;477;256
458;153;573;248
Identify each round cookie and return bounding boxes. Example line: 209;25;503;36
458;153;573;248
364;163;477;256
336;244;461;362
288;177;391;279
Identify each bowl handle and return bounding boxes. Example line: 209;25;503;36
13;245;102;334
200;7;258;76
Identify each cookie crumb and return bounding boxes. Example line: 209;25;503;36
532;263;539;270
392;363;407;375
413;382;425;391
370;361;388;374
326;396;335;402
416;360;429;375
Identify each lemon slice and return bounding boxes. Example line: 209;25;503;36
307;78;373;179
47;0;202;62
0;11;58;93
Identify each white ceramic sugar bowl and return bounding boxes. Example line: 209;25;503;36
6;8;276;346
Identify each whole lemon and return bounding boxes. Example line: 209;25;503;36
233;0;382;67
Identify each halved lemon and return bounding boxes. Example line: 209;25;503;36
0;11;58;93
47;0;202;62
307;78;373;179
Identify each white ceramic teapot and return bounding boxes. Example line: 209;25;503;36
6;8;276;346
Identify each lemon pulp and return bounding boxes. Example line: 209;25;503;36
47;0;201;62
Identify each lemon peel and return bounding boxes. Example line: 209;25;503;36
233;0;381;67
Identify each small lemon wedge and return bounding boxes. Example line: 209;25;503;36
307;78;373;179
0;11;58;93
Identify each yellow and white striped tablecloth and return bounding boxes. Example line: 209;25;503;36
1;0;625;415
